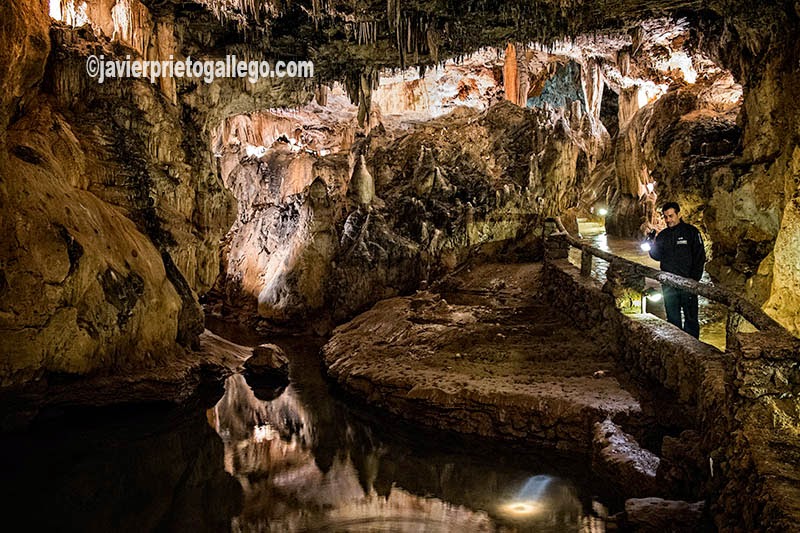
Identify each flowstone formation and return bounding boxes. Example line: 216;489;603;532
321;263;642;452
210;91;606;329
0;0;310;392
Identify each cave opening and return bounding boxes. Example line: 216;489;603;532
3;1;800;531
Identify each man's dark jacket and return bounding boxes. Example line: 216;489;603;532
648;221;706;280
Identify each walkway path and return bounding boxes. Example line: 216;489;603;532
572;220;729;350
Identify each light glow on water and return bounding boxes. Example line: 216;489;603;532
500;500;544;516
499;475;553;518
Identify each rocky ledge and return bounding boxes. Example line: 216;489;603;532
0;330;255;431
322;262;642;453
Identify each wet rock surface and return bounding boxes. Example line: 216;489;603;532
717;331;800;532
323;262;642;452
622;497;706;532
0;0;311;391
0;330;249;430
593;419;660;498
656;430;706;500
247;343;289;373
545;256;800;530
243;343;290;393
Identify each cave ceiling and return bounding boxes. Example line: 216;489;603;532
140;0;718;82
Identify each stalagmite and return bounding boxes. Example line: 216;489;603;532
350;155;375;207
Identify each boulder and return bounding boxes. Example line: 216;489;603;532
622;498;706;532
245;343;290;379
593;419;660;497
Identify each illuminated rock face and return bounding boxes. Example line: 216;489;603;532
210;101;349;324
211;95;606;326
0;1;191;383
739;40;800;336
581;12;800;334
0;0;309;387
3;0;800;392
373;50;502;120
581;19;744;239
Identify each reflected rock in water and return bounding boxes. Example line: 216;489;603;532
211;374;607;532
211;374;314;445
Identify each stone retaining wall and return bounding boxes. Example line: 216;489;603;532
543;257;800;531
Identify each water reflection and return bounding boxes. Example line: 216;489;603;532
0;401;242;533
0;326;614;533
209;337;613;532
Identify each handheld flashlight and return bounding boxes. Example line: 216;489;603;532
640;229;657;252
644;288;662;302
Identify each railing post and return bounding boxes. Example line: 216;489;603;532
580;249;593;277
604;258;646;313
544;218;570;262
726;311;743;351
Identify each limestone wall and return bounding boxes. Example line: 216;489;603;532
0;0;308;389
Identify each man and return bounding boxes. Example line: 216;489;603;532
648;202;706;338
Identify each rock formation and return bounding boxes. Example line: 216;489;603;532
0;0;800;462
1;0;310;390
210;92;605;328
3;0;800;530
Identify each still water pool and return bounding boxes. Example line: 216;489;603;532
0;326;619;532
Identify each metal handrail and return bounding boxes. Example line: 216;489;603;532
549;218;786;336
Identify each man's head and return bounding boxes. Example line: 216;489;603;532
661;202;681;228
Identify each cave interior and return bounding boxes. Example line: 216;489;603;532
1;0;800;531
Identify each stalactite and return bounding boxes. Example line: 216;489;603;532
387;0;400;32
426;26;439;64
312;0;320;29
352;20;380;46
387;0;404;69
406;15;412;53
357;70;371;129
196;0;286;30
503;42;519;106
